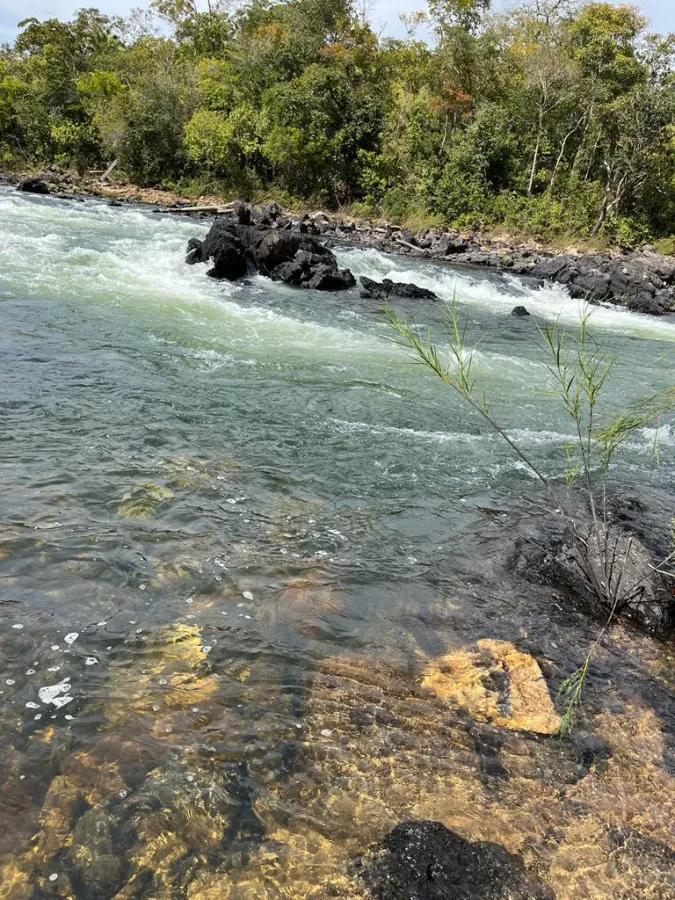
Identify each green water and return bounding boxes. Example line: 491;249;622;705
0;189;674;899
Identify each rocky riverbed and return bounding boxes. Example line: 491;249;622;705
7;170;675;317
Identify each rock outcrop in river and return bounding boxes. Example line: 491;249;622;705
359;276;438;301
186;217;356;291
181;200;675;316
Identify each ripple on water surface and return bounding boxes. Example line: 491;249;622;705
0;188;674;898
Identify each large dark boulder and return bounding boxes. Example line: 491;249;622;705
539;523;674;637
306;263;356;291
355;820;553;900
252;231;303;275
517;486;675;639
191;217;355;291
207;239;248;281
198;224;249;280
360;276;438;301
17;178;50;195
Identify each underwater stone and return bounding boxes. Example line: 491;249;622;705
71;808;121;894
422;639;562;735
356;820;554;899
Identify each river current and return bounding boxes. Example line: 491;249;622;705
0;189;674;898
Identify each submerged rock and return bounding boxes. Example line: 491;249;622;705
422;639;562;735
71;808;121;894
356;820;553;900
118;482;174;519
511;305;531;317
359;276;438;301
17;178;50;195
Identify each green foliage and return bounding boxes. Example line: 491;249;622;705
1;0;675;242
388;300;675;731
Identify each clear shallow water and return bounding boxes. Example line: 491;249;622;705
0;188;674;898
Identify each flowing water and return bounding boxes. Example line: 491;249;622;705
0;188;674;899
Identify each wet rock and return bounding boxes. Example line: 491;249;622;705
206;238;248;281
33;776;83;859
540;524;675;637
511;306;531;317
70;808;121;894
118;482;174;519
359;276;438;302
573;733;613;769
192;220;355;291
17;178;50;195
252;231;303;274
422;639;562;735
186;237;203;265
356;820;553;899
108;199;123;208
306;263;356;291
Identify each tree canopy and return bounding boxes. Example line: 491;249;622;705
2;0;675;247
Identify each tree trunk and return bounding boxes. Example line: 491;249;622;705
591;164;613;237
584;128;602;182
528;107;545;196
550;111;587;194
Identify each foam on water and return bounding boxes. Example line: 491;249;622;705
337;246;675;342
0;190;398;365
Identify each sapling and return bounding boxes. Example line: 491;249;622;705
387;299;675;731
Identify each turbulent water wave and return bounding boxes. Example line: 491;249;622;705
337;245;675;341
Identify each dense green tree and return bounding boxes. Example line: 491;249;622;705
2;0;675;246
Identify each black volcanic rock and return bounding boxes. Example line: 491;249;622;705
17;178;50;195
189;217;355;291
359;276;438;301
355;820;553;900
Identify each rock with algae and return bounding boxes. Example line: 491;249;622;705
421;639;562;735
118;482;174;519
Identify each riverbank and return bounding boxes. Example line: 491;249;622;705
6;168;675;317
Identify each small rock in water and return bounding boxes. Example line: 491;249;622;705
17;178;50;195
64;633;79;646
511;305;531;317
242;591;254;601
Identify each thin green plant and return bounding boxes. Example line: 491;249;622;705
387;296;675;732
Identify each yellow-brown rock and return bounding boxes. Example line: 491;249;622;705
422;639;562;735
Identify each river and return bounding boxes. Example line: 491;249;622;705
0;188;674;898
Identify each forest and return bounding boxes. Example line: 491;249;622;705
1;0;675;249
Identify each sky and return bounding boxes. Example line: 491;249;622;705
1;0;674;46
